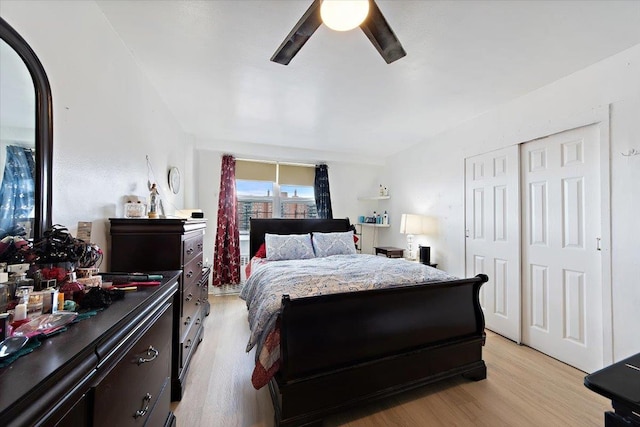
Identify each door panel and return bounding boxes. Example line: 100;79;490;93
465;146;521;342
521;125;603;373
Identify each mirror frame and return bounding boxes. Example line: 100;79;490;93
0;17;52;240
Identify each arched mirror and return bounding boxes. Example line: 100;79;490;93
0;17;52;241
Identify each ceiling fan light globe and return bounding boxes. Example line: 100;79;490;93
320;0;370;32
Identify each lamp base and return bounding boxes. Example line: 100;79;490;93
406;234;415;260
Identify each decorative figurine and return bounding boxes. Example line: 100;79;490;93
148;183;159;219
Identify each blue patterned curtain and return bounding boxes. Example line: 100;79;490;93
314;164;333;219
0;146;35;238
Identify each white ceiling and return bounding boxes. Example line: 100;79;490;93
95;0;640;159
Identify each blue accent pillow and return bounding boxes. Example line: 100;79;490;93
265;233;315;261
312;231;357;257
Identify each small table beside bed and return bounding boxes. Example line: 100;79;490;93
241;218;489;427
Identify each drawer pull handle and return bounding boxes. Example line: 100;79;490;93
195;298;200;306
197;243;203;250
197;261;203;268
184;316;191;325
185;293;193;301
185;339;192;350
186;271;193;278
133;393;152;419
186;248;194;255
195;318;201;326
137;346;159;365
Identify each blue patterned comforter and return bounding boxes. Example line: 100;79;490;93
240;254;456;357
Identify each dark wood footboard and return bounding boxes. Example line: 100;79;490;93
269;274;489;427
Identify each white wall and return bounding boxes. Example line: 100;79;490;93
1;1;191;268
195;141;383;264
386;44;640;362
6;0;636;364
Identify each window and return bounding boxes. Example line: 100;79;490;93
279;185;317;219
236;161;317;258
236;179;274;232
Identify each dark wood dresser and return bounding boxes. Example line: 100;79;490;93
109;218;209;401
585;353;640;426
0;272;180;427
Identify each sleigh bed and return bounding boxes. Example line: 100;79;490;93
243;218;488;427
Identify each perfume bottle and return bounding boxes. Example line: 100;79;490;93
13;285;30;321
60;272;85;305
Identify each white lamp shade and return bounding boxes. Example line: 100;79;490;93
320;0;370;32
399;214;430;235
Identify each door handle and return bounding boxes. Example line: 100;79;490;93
596;237;601;251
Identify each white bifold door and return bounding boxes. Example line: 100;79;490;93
521;125;603;373
465;146;521;343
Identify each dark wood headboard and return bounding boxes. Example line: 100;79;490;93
249;218;352;257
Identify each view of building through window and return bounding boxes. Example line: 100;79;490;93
236;178;317;259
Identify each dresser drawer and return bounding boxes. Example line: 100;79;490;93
180;282;201;338
142;377;171;427
181;312;203;368
200;281;209;312
182;255;203;290
183;234;203;266
94;303;172;427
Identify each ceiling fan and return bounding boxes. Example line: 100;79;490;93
271;0;406;65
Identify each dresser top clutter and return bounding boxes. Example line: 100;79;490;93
0;271;181;426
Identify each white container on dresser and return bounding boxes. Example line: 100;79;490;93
109;218;209;401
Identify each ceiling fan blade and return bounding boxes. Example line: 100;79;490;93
360;0;406;64
271;0;322;65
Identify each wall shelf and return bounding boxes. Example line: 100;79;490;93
358;196;390;201
356;194;391;253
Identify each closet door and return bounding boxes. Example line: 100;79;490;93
521;125;603;373
465;146;521;342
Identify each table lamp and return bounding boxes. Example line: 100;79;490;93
399;214;430;260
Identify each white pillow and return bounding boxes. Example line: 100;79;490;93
312;231;357;257
265;233;315;261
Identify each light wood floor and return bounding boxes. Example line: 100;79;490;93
172;295;610;426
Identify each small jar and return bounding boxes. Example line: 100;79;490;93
27;292;43;317
125;202;146;218
6;273;34;301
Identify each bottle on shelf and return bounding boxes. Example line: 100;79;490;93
383;211;389;225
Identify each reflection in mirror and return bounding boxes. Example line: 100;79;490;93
0;17;53;242
0;39;36;240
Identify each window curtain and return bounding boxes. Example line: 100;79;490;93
0;146;35;238
314;164;333;219
213;155;241;286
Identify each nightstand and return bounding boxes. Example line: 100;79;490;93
374;246;404;258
